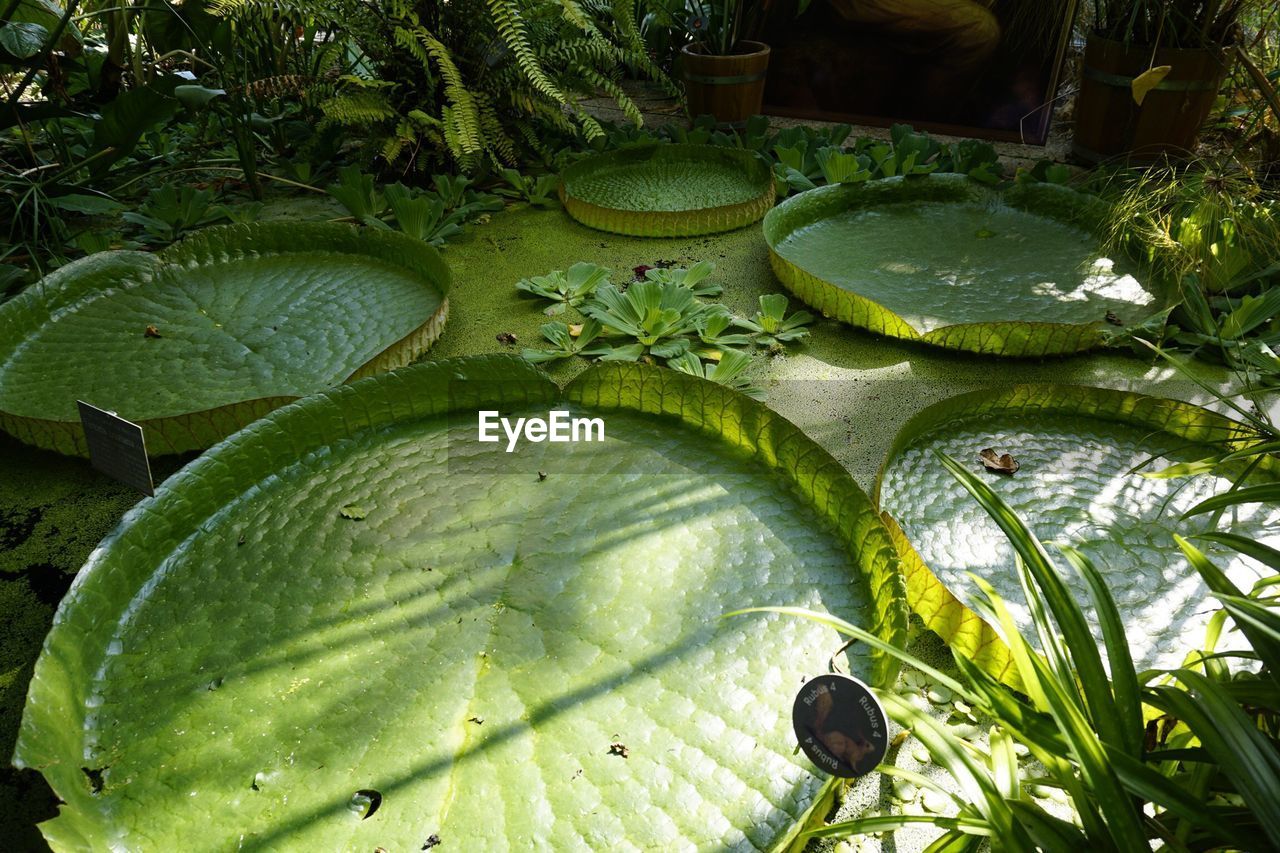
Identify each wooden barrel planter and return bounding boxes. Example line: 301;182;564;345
1073;33;1229;164
680;40;770;128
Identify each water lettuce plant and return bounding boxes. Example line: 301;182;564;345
734;293;815;347
694;311;753;351
517;261;813;397
14;355;908;850
637;259;723;297
496;168;560;208
518;319;604;363
585;118;1003;198
667;349;761;399
381;183;465;247
514;261;611;315
326;165;502;244
582;279;721;358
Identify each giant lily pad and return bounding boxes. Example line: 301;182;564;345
764;175;1163;357
875;384;1279;682
0;223;449;456
15;356;907;850
559;144;775;237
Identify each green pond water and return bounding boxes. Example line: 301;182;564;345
61;406;867;850
774;201;1158;332
569;159;763;212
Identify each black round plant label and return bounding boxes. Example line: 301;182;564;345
792;673;888;778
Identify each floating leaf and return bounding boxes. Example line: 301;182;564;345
0;223;450;456
16;357;908;850
560;144;775;237
763;175;1164;357
877;384;1274;681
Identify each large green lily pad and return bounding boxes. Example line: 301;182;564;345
875;385;1278;681
559;144;775;237
15;356;907;851
0;223;449;456
764;175;1163;357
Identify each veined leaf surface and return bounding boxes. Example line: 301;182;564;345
560;144;775;237
875;384;1279;677
764;175;1163;357
16;357;907;851
0;223;450;456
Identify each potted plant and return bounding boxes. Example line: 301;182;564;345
680;0;772;127
1074;1;1257;163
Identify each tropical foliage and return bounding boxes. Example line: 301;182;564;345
745;455;1280;850
516;260;813;396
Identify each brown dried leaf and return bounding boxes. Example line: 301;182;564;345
144;325;162;338
608;741;629;758
978;448;1019;476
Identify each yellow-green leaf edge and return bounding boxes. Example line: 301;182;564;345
15;355;909;852
763;174;1156;358
872;383;1269;689
559;143;776;237
0;222;451;457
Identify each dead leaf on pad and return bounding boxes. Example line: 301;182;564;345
979;448;1019;476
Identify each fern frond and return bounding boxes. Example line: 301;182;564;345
318;90;397;128
570;62;642;126
486;0;569;104
394;25;485;159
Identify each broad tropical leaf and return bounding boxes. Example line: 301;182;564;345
0;223;450;455
15;357;908;850
763;175;1165;357
559;144;775;237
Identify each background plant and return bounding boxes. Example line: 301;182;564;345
307;0;674;172
562;117;1007;199
516;260;814;396
1089;0;1257;48
325;164;502;246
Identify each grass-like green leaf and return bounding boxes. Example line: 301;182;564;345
1180;482;1280;517
1147;670;1280;848
1175;535;1280;681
